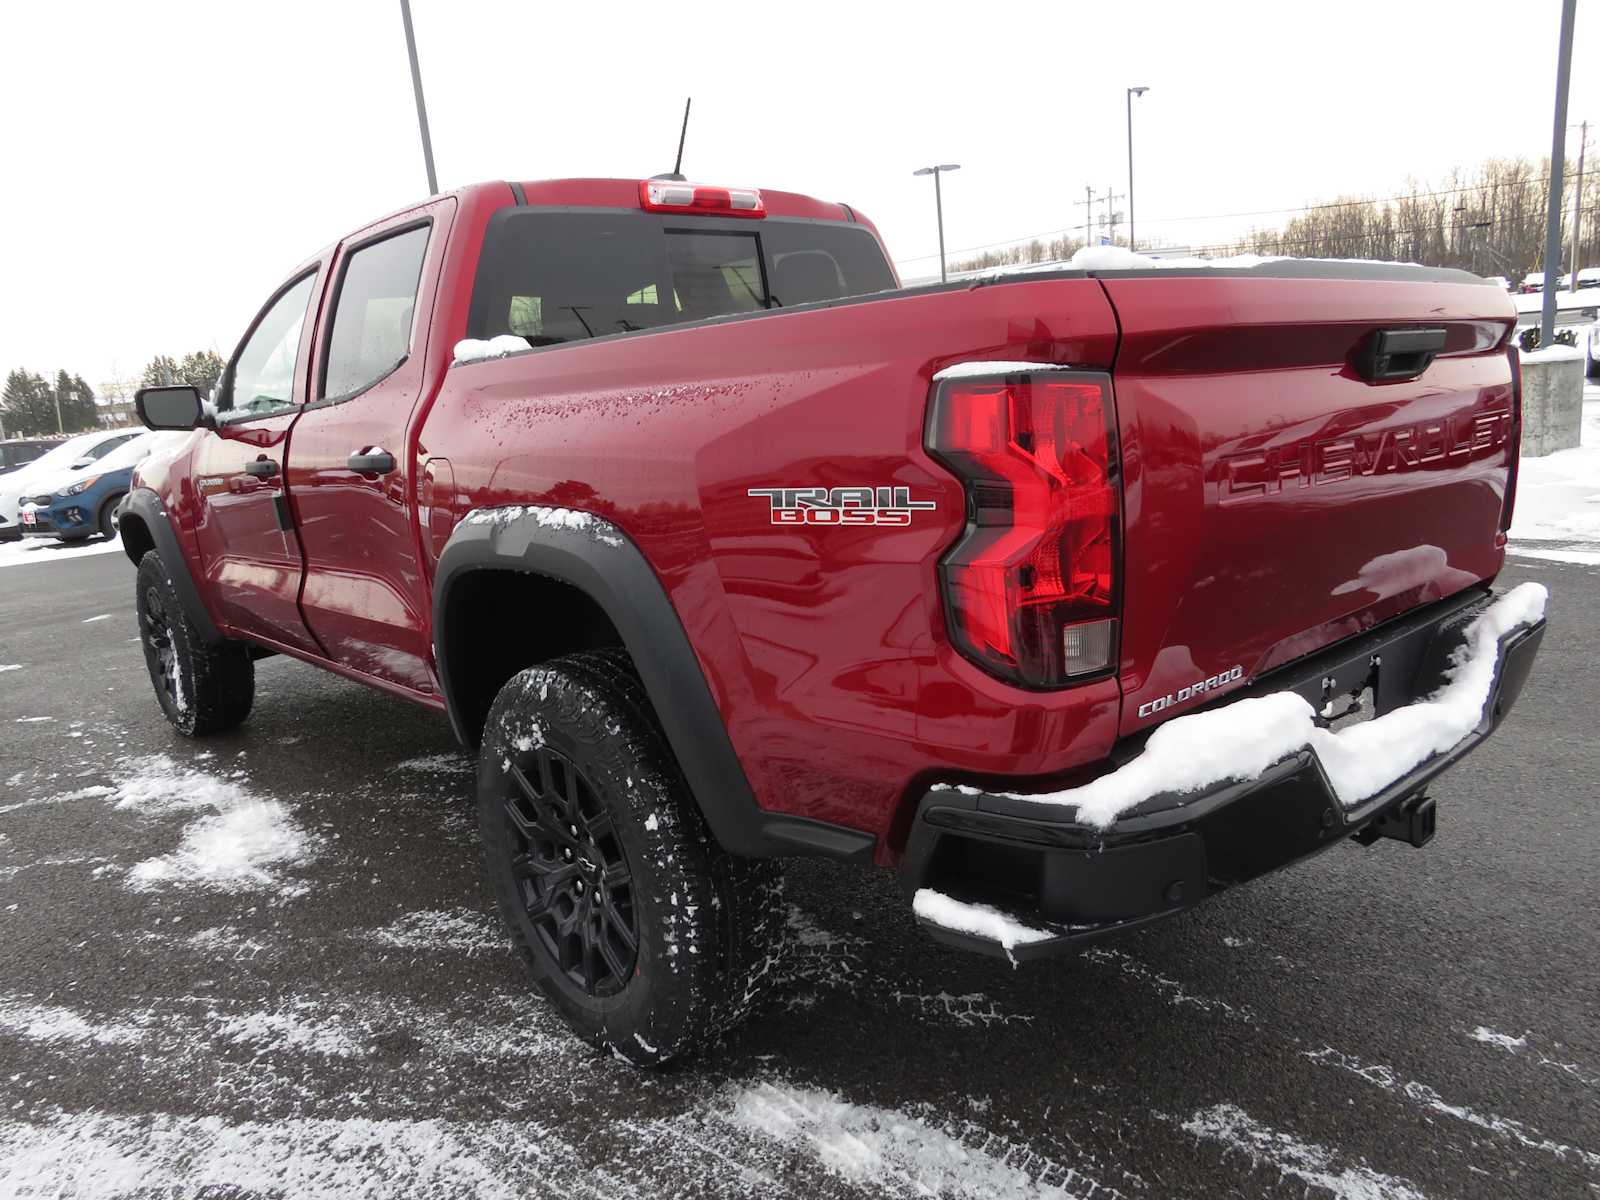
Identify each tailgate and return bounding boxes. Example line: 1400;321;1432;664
1098;268;1517;734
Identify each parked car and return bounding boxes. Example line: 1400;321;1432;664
1520;272;1548;294
123;176;1546;1064
18;431;172;541
0;436;69;477
1576;267;1600;291
1485;275;1511;291
0;428;142;539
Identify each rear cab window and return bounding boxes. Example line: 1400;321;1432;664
466;210;895;346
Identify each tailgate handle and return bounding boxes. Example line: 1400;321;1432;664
1354;327;1447;382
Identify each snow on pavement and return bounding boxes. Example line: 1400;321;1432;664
110;754;319;893
1509;380;1600;565
0;532;125;570
1177;1104;1426;1200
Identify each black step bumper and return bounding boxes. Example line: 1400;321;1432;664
902;586;1546;963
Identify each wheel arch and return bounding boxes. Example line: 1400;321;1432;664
432;506;874;862
119;488;222;645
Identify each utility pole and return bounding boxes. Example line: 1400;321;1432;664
1076;185;1102;252
1539;0;1578;347
399;0;439;196
1571;120;1589;285
53;388;63;434
1104;188;1126;247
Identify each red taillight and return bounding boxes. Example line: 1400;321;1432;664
927;371;1120;688
639;179;765;218
1501;343;1522;533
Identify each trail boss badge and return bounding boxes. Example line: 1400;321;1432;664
748;486;937;526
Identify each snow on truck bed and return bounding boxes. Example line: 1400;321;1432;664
937;582;1548;831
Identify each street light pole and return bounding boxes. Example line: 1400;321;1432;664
1539;0;1577;347
399;0;439;196
914;164;961;282
1126;87;1148;251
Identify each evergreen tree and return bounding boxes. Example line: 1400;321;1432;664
141;355;181;387
52;370;98;431
1;370;55;437
178;350;225;396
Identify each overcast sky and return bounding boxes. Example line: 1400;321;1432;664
2;0;1595;392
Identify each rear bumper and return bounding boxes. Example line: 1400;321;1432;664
902;586;1545;962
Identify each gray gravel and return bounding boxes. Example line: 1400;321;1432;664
0;547;1595;1198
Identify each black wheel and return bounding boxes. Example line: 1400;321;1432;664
478;650;783;1066
135;550;255;736
98;493;125;540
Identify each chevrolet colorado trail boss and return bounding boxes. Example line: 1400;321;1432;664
127;177;1547;1063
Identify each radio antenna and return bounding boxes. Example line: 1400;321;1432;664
671;97;692;179
649;98;693;182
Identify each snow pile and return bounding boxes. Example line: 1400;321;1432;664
1509;380;1600;561
912;889;1052;964
1065;244;1284;272
725;1081;1071;1198
114;756;318;892
964;582;1546;829
1518;342;1585;364
1180;1104;1426;1200
451;335;528;365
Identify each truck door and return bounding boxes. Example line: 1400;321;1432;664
286;199;453;694
190;264;327;655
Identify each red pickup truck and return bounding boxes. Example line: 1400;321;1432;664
126;176;1546;1062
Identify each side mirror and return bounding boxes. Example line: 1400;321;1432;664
135;385;209;431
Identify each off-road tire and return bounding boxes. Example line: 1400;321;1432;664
99;492;125;540
478;649;784;1066
135;550;255;736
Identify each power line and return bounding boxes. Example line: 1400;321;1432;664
896;174;1568;266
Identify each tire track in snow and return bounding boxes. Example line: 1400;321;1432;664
1304;1045;1600;1173
1177;1103;1427;1200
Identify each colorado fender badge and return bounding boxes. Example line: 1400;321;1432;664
748;486;936;527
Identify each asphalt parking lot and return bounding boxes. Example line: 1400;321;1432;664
1;546;1596;1198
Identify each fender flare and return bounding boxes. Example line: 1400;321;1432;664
119;488;223;645
432;506;875;862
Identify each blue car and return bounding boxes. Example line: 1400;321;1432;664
18;432;168;542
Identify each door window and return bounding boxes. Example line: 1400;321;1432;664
223;273;318;419
322;225;430;401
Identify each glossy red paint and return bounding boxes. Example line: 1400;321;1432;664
422;275;1124;848
135;177;1520;868
1101;276;1516;733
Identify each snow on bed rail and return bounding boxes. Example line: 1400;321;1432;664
931;360;1078;382
949;581;1547;831
450;335;528;365
912;888;1052;965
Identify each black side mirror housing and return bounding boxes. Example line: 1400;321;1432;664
135;385;209;431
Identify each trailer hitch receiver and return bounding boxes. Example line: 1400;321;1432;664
1353;793;1436;849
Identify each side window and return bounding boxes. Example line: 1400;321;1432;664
89;433;139;459
322;225;430;401
223;273;318;419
